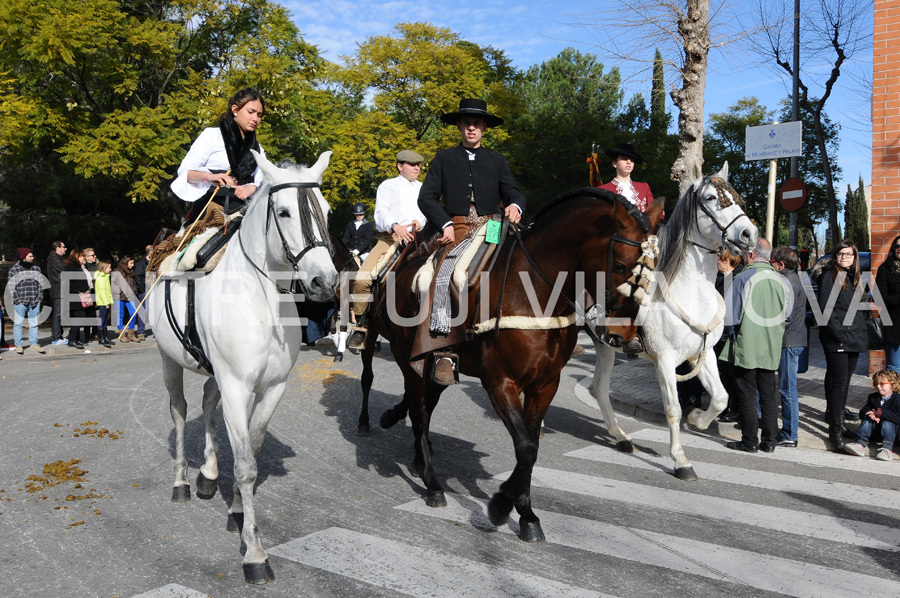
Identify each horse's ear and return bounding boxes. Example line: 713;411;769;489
308;151;333;182
717;161;730;181
689;160;703;187
252;150;279;183
645;196;665;230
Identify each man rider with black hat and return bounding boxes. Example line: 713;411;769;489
414;98;527;384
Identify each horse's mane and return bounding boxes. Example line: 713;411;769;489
528;187;651;234
656;178;704;282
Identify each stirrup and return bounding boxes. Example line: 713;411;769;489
430;352;458;386
347;327;367;350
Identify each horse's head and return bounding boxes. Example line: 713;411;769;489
687;161;757;256
248;150;339;302
590;195;665;349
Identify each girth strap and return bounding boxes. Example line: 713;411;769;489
164;279;215;375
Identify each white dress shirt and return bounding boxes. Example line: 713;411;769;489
170;127;266;202
374;175;425;233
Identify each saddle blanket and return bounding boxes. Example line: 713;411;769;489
157;211;241;277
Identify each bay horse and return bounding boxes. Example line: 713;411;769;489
148;151;338;583
359;189;664;542
588;162;757;480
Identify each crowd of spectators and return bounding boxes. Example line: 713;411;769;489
0;241;153;356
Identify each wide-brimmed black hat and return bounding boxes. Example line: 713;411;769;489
605;143;644;164
440;98;504;128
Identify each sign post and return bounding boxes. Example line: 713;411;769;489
745;122;803;242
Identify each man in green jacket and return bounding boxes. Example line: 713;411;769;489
722;238;789;453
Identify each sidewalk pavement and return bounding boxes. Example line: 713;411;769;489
579;328;873;452
0;325;154;359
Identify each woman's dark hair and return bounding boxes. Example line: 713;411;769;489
219;88;265;124
829;238;860;290
64;249;83;267
887;235;900;260
116;256;134;276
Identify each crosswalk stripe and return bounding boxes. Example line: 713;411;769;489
520;466;900;551
566;445;900;509
130;584;209;598
270;527;614;598
396;493;899;598
627;428;900;477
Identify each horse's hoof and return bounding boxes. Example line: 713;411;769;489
518;519;545;543
380;409;401;429
357;424;371;437
487;493;511;526
195;472;217;499
333;353;343;363
226;512;244;533
674;466;699;481
426;491;447;508
616;439;635;453
243;561;275;584
171;485;191;502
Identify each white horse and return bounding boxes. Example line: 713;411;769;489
148;151;338;584
590;162;758;480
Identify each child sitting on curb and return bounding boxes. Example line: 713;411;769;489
845;369;900;460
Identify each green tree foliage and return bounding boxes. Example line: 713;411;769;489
844;175;869;250
0;0;321;256
502;48;623;207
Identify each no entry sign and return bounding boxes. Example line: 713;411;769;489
780;177;807;212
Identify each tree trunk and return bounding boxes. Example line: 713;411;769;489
669;0;710;196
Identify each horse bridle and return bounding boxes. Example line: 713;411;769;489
239;181;333;294
511;224;645;345
693;176;751;255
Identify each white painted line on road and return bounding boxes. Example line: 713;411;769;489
628;427;900;477
397;493;899;598
566;445;900;509
130;584;209;598
520;466;900;551
270;527;612;598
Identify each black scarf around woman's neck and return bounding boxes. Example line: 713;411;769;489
220;113;260;186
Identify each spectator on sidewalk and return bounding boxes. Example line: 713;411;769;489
845;369;900;461
876;234;900;373
771;246;808;448
114;256;140;343
64;249;93;351
133;245;153;341
94;261;115;348
9;248;46;354
722;238;788;453
817;239;868;452
82;247;99;342
715;251;743;423
47;240;67;344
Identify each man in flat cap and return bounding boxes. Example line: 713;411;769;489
348;149;427;349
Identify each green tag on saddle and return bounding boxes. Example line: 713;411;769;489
485;219;502;244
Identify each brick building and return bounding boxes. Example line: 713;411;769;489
870;0;900;371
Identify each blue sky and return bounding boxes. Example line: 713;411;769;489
284;0;873;202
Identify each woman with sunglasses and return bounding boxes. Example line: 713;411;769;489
817;239;868;451
876;235;900;373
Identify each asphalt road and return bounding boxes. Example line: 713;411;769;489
1;338;899;598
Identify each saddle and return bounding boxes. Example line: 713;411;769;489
151;209;243;276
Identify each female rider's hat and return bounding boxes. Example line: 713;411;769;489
440;98;504;128
605;143;644;164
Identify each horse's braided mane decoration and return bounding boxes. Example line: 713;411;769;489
528;187;651;234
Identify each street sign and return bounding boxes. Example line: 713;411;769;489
780;177;807;212
745;121;803;161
